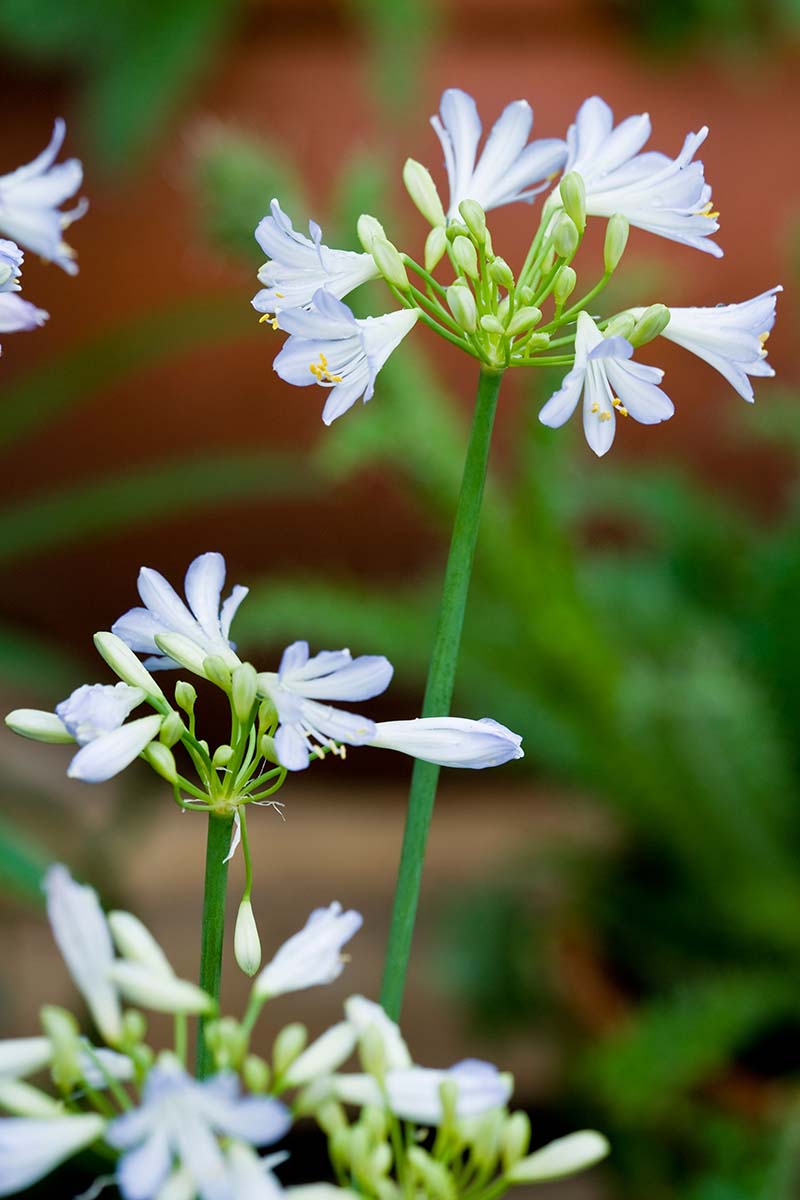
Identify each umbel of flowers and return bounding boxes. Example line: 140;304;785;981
253;88;780;456
0;866;607;1197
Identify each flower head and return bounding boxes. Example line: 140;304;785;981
560;96;721;256
431;88;567;219
633;286;781;402
112;550;248;672
53;682;161;783
539;310;674;456
0;239;47;334
369;716;523;768
257;640;393;771
253;902;363;1000
253;200;379;319
0;119;87;274
273;289;418;425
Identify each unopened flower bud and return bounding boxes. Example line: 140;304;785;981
154;634;208;678
144;741;178;783
408;1147;456;1200
458;199;486;245
559;171;586;233
446;220;469;242
243;1053;271;1093
121;1009;148;1047
502;1111;531;1170
446;284;477;333
205;1016;247;1070
439;1078;459;1129
234;898;262;977
372;239;410;291
158;710;184;749
329;1127;353;1171
489;257;514;289
524;332;551;352
258;734;280;764
109;910;172;975
358;1022;388;1080
285;1022;356;1086
0;1079;63;1117
470;1108;503;1170
370;1143;393;1177
452;235;479;280
108;963;214;1015
479;314;505;334
5;709;73;744
507;1130;610;1183
93;632;166;703
604;213;629;274
483;227;494;258
424;225;448;272
629;302;670;347
204;655;232;689
317;1100;348;1137
553;213;580;259
507;306;543;337
232;663;258;723
272;1023;308;1077
174;681;196;717
402;159;445;227
40;1006;82;1090
553;265;577;308
357;214;387;254
212;743;234;768
517;284;535;305
604;312;637;339
361;1104;389;1143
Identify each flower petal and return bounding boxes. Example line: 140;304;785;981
67;714;162;782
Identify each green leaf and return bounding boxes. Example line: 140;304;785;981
0;815;48;904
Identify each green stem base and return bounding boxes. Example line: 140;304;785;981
196;811;234;1077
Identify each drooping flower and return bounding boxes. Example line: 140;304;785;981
257;640;393;771
112;550;248;672
629;286;781;402
0;240;47;334
539;310;674;456
273;289;418;426
252;200;379;320
369;716;524;768
431;88;567;219
0;119;87;274
0;1113;106;1197
106;1056;290;1200
253;902;363;1000
558;96;721;256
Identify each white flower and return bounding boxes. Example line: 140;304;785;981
431;88;567;219
539;310;674;456
44;864;122;1045
0;1113;105;1197
273;289;418;426
252;200;379;319
0;119;87;274
344;996;411;1070
0;239;47;334
108;908;215;1015
559;95;721;256
507;1130;610;1183
253;902;363;1000
106;1057;290;1200
369;716;524;768
54;681;162;782
331;1059;512;1127
630;286;781;402
257;640;393;771
0;1038;51;1081
112;550;248;672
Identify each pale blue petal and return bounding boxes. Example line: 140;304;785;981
279;641;309;677
219;585;249;641
185;553;226;639
117;1129;172;1200
68;715;162;782
538;366;585;428
212;1096;291;1145
294;655;393;702
275;724;310;771
299;701;376;746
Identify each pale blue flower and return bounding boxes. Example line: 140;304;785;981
330;1057;512;1126
112;550;248;671
107;1057;290;1200
561;96;721;256
369;716;524;768
431;88;567;219
253;902;363;999
273;289;418;425
257;640;393;771
0;119;87;274
539;310;674;456
0;1113;105;1197
0;239;47;334
632;286;781;402
252;200;379;318
55;681;161;782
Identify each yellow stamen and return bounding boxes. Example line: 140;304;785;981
591;401;600;414
275;291;285;298
599;411;612;422
309;351;343;383
697;201;720;220
759;331;770;346
258;313;279;330
612;397;629;417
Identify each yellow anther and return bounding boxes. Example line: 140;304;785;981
599;411;612;422
309;351;343;383
275;291;285;298
759;331;770;346
698;201;720;219
590;401;600;414
258;313;279;330
612;397;629;417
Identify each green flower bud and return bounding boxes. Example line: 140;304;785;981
517;284;535;305
4;709;73;745
212;744;234;768
479;314;505;334
497;295;511;324
438;1078;459;1130
93;632;166;703
204;655;232;689
234;898;262;977
361;1104;389;1143
489;256;515;289
131;1043;155;1075
349;1125;370;1172
629;302;670;347
370;1144;393;1177
604;312;637;339
0;1079;63;1117
424;225;448;272
483;227;494;258
243;1053;271;1093
553;213;580;259
502;1110;531;1170
524;332;552;352
205;1016;248;1071
553;265;577;308
258;733;280;764
446;284;477;333
507;1131;610;1183
402;159;445;227
469;1108;504;1170
446;220;469;242
507;306;543;337
109;910;172;975
232;662;258;723
272;1023;308;1077
559;171;586;233
121;1009;147;1047
143;741;178;784
372;238;410;291
358;1023;387;1080
317;1099;348;1137
174;681;196;717
40;1006;81;1090
257;696;278;731
159;710;184;749
329;1127;353;1171
408;1147;456;1200
604;213;629;274
452;235;479;280
458;198;487;245
357;214;387;254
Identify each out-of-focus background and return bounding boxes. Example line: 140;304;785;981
0;1;799;1196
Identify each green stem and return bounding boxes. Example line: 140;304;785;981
380;366;503;1018
196;812;234;1077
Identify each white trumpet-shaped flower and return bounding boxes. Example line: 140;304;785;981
257;640;393;771
369;716;524;768
629;286;781;402
106;1056;290;1200
0;119;87;274
112;551;248;672
273;289;418;425
559;95;721;256
431;88;567;219
330;1058;512;1127
0;240;47;334
55;682;161;783
539;310;674;456
252;200;379;319
253;902;363;1000
0;1113;106;1197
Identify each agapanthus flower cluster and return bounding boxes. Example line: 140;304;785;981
0;119;86;361
6;551;523;974
0;866;607;1198
253;88;780;454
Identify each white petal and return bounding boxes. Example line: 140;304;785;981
108;962;214;1015
0;1114;105;1197
538;366;585;428
275;723;310;771
344;996;412;1070
68;714;162;782
117;1128;172;1200
507;1130;610;1182
108;911;174;977
0;1038;51;1081
292;655;393;702
254;903;362;999
284;1023;358;1086
184;552;227;640
4;708;73;744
